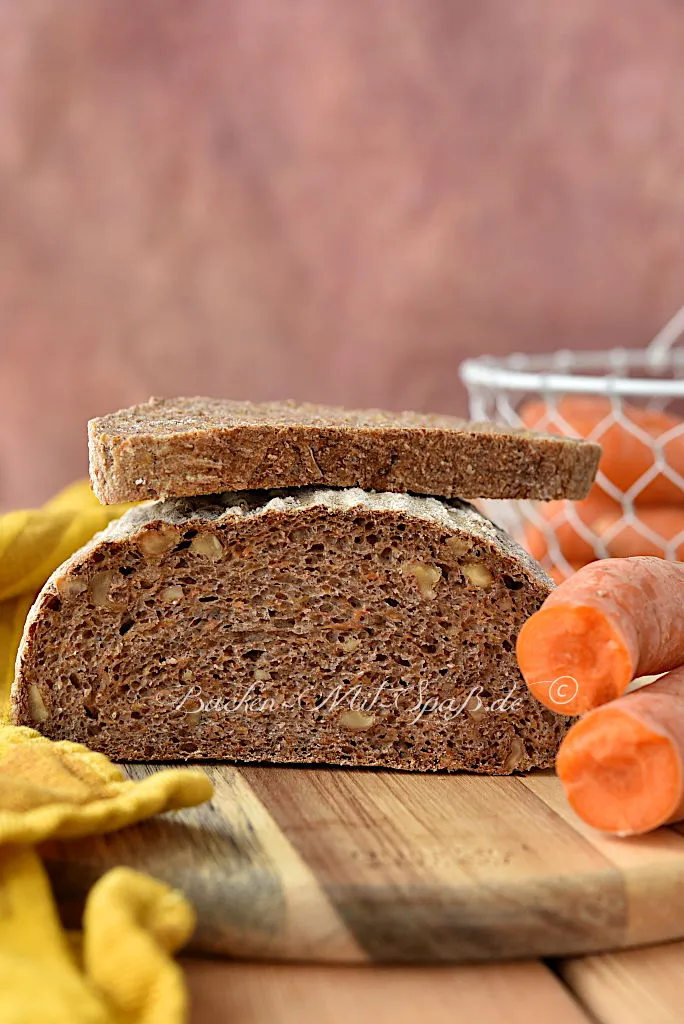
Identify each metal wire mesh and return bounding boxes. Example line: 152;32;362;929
459;308;684;581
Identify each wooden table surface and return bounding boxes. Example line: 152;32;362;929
45;762;684;1020
48;765;684;965
183;942;684;1023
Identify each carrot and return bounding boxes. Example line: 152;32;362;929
524;488;618;565
516;556;684;715
593;505;684;560
556;666;684;834
546;561;585;585
520;397;684;504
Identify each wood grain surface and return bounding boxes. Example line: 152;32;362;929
559;942;684;1024
41;764;684;963
183;961;592;1024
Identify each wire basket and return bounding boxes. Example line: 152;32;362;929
459;307;684;582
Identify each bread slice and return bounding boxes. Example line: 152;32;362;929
88;397;600;504
11;488;568;772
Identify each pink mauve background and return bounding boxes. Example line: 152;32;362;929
2;0;684;508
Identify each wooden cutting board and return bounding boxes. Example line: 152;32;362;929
42;765;684;964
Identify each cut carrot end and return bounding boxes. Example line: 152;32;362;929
516;605;633;715
557;709;683;835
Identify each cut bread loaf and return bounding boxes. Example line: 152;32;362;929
89;397;600;504
11;488;568;772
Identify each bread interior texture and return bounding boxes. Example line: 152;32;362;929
12;488;566;772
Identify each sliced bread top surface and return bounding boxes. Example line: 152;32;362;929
88;396;600;504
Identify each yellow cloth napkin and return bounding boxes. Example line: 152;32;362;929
0;481;214;1024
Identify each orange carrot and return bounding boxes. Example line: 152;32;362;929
546;561;585;585
593;505;684;560
524;488;618;565
516;557;684;715
556;666;684;834
521;397;684;504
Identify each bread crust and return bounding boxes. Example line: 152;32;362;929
88;397;600;504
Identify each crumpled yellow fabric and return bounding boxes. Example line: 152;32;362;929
0;850;197;1024
0;481;214;1024
0;726;212;845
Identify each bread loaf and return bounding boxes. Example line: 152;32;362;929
11;488;568;772
88;397;600;504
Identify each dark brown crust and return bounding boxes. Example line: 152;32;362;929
11;488;568;773
88;397;600;504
